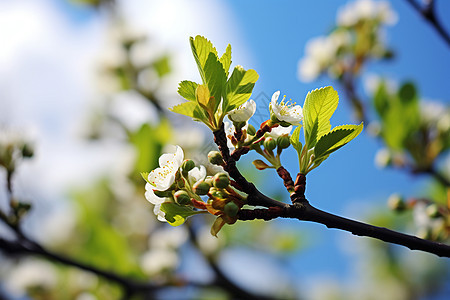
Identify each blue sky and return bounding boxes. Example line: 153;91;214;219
1;0;449;298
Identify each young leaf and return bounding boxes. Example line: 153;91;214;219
220;44;232;77
224;66;259;112
303;86;339;148
169;101;198;118
141;172;150;184
290;126;303;156
190;35;218;83
204;52;227;113
178;80;198;101
314;123;363;159
160;202;203;226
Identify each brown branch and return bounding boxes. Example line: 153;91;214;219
0;236;158;297
213;124;286;209
214;125;450;257
238;202;450;257
405;0;450;48
276;166;294;193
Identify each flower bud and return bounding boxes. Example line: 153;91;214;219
264;137;276;151
208;151;224;166
193;180;211;195
277;135;290;149
213;172;229;189
21;143;34;158
174;190;191;205
224;202;239;217
211;198;226;210
252;159;270;170
270;113;280;123
181;159;195;176
426;204;440;218
247;124;256;136
154;190;172;198
387;194;405;212
211;189;226;199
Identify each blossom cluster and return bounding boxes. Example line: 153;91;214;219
298;0;397;82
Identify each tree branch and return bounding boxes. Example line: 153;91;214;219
238;201;450;257
0;236;158;296
213;125;450;257
405;0;450;48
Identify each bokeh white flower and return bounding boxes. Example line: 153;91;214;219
147;145;184;190
270;91;303;125
228;99;257;122
337;0;397;27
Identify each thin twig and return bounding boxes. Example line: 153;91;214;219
0;236;158;295
405;0;450;47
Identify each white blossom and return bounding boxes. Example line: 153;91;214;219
228;99;257;122
153;203;167;222
270;91;303;125
266;125;293;139
297;57;321;82
149;226;188;249
140;248;178;276
147;145;184;190
224;120;250;150
337;0;397;27
5;259;57;296
187;165;206;186
144;183;167;205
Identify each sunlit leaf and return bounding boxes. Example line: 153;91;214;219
178;80;198;102
160;202;203;226
220;44;232;77
290;126;303;157
224;66;259;112
190;35;218;83
314;123;363;159
303;86;339;148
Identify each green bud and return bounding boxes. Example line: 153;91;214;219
277;135;290;149
193;180;211;195
252;159;270;170
247;124;256;136
181;159;195;176
387;194;405;212
270;114;280;123
21;143;34;158
154;190;172;198
279;121;291;127
224;202;239;217
213;172;229;189
426;204;440;218
174;190;191;205
211;190;226;199
208;151;224;166
263;137;276;151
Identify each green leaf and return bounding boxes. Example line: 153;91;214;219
314;123;363;159
160;202;203;226
141;172;150;183
190;35;218;83
303;86;339;148
290;126;303;156
170;101;198;118
178;80;198;101
204;53;227;112
170;101;207;122
152;55;171;78
220;44;232;77
224;66;259;112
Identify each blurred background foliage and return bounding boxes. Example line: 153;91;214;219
0;0;449;299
